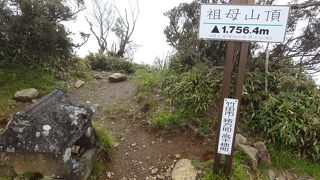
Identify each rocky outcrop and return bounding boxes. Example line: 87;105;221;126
172;159;197;180
108;73;127;83
14;88;39;101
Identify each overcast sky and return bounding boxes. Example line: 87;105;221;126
66;0;309;64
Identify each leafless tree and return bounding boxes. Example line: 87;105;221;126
85;0;115;54
111;0;139;58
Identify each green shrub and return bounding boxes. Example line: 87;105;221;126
135;68;163;92
162;65;223;113
247;70;320;161
93;124;114;153
68;58;92;80
152;108;186;130
86;53;134;74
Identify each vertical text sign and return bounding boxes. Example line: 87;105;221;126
199;4;290;43
217;98;239;155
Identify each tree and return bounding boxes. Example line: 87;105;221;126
165;0;320;73
0;0;85;68
85;0;115;54
164;0;227;69
111;0;139;58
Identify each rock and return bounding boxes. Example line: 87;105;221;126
131;143;137;147
75;80;85;88
238;144;258;169
120;177;128;180
107;171;112;178
157;175;166;180
172;159;197;180
151;168;158;175
235;133;247;148
175;154;181;159
31;99;37;103
71;145;81;154
94;74;103;79
254;141;271;165
113;142;120;148
268;169;276;180
14;88;39;101
108;73;127;83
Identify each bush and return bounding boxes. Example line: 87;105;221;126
135;67;163;92
86;53;134;74
247;70;320;161
162;64;223;113
152;108;186;130
68;58;92;80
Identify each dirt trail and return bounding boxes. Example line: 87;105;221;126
68;72;212;180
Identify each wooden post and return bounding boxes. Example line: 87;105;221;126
213;0;254;176
223;0;255;176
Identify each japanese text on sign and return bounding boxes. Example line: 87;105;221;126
199;4;290;43
217;98;239;155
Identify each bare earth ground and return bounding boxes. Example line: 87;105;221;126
68;72;212;180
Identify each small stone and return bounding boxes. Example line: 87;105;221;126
108;73;127;83
268;169;276;180
172;159;197;180
143;145;146;148
157;175;166;180
107;171;113;178
120;177;128;180
151;168;158;174
131;143;137;147
175;154;181;159
94;74;104;79
238;144;258;169
31;99;37;103
121;137;126;141
71;145;81;154
85;100;92;104
113;142;120;148
75;80;85;88
235;133;247;148
151;141;155;144
14;88;39;101
254;141;272;165
125;152;129;156
164;172;171;177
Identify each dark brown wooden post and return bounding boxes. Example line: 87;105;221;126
224;0;255;176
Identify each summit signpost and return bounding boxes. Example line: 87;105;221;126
199;4;290;42
199;0;290;176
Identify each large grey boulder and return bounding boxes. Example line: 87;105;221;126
108;73;127;83
238;144;258;169
172;159;197;180
14;88;39;101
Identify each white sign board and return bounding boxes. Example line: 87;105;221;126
217;98;239;155
199;4;290;43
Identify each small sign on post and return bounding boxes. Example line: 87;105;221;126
199;5;290;43
217;98;239;155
